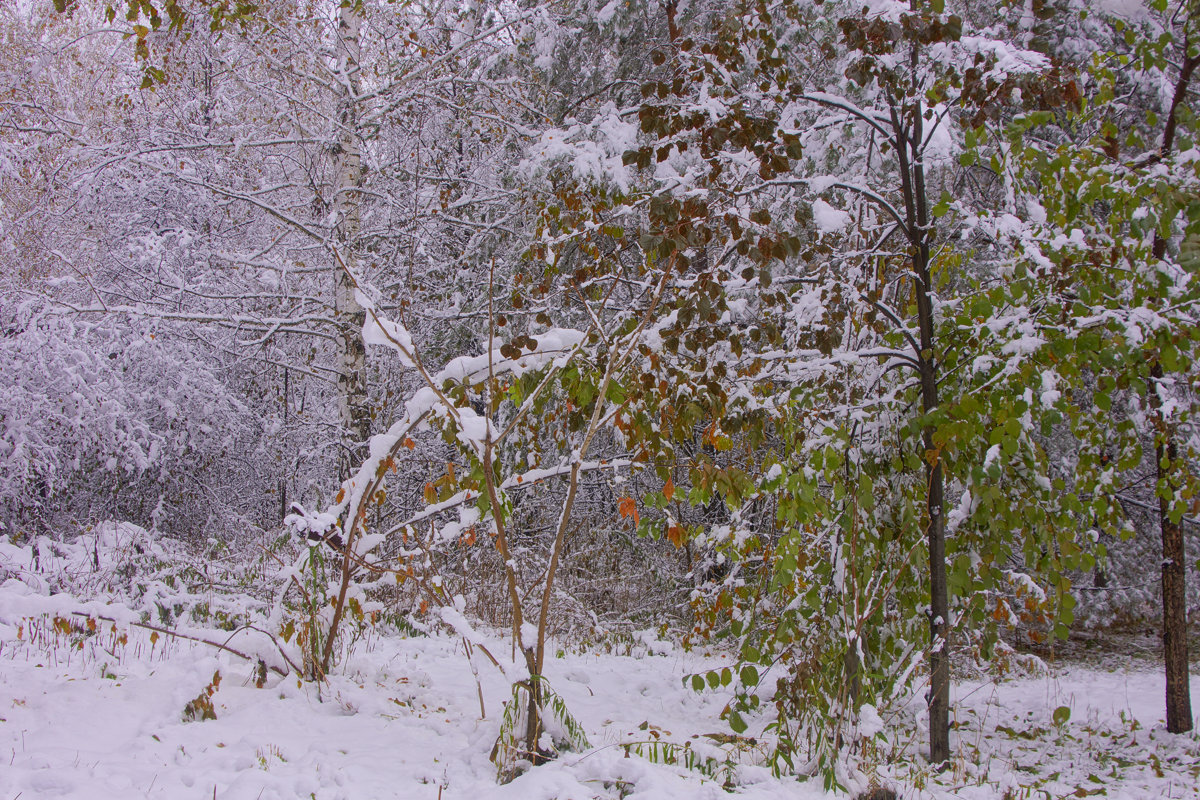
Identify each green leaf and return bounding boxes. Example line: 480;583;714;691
1159;343;1180;372
740;665;759;687
1052;705;1071;726
728;709;748;734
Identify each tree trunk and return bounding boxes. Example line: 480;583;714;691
1149;43;1197;736
922;407;950;762
333;2;371;478
895;89;951;764
1152;379;1193;734
917;266;950;764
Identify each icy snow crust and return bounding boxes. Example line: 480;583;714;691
1;532;1198;800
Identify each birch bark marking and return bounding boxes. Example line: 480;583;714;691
333;1;371;478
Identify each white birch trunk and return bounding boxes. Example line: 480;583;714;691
332;1;370;476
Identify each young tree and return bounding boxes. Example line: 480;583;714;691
614;0;1098;775
1008;0;1199;734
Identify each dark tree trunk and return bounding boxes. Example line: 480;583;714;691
894;86;951;764
1149;43;1198;736
1152;362;1193;734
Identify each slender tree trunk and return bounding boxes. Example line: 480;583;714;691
1151;369;1193;733
1149;43;1197;736
916;247;950;764
894;90;951;764
333;2;371;479
315;2;373;681
921;392;950;762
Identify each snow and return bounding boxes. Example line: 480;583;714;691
958;36;1050;76
596;0;621;23
2;595;1196;800
437;505;482;543
811;199;851;233
921;103;957;162
1095;0;1154;22
362;312;417;368
857;703;885;739
522;106;639;194
1;535;1198;800
1040;369;1060;407
452;404;495;453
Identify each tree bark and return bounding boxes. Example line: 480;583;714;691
1151;372;1193;734
333;1;372;479
894;87;950;764
1149;42;1197;736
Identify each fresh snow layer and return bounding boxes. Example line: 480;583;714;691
1;616;1197;799
811;199;851;234
0;623;826;800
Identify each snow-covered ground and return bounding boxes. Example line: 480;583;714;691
0;526;1197;799
1;613;1197;800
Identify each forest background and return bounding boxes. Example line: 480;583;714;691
1;0;1198;790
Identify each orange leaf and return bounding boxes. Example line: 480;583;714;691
618;496;639;525
335;488;345;504
403;437;416;450
663;478;675;501
667;525;685;548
